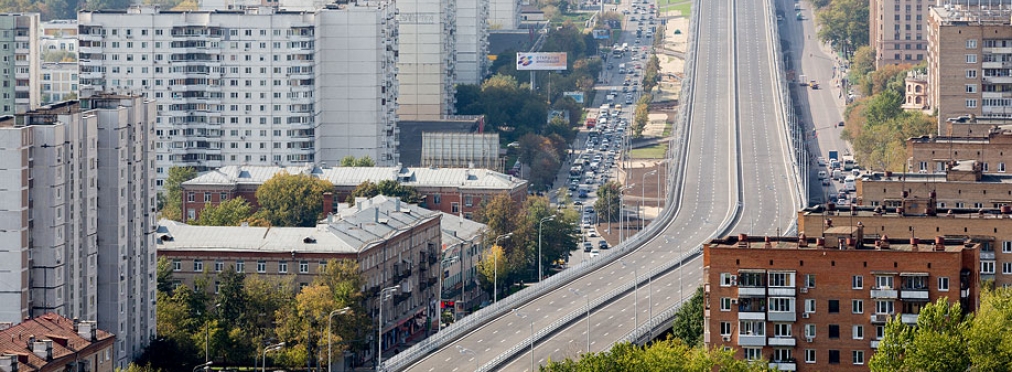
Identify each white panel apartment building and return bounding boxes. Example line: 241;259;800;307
0;13;40;116
76;5;399;187
396;0;457;120
454;0;489;85
0;92;157;369
488;0;521;30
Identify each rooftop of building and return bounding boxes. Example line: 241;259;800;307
157;195;483;255
80;2;386;16
707;232;976;253
802;202;1012;220
908;125;1012;143
858;166;1012;183
182;165;527;190
930;4;1012;25
397;116;485;167
0;314;114;371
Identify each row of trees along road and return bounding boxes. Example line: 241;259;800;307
145;258;371;371
474;193;579;292
870;287;1012;371
810;0;869;56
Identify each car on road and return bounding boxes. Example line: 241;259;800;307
599;241;610;249
574;200;583;205
817;157;826;166
589;249;600;258
810;81;819;89
838;121;845;127
583;242;593;252
821;179;831;186
587;229;598;238
578;189;589;198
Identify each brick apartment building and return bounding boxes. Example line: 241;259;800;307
179;165;528;223
704;231;979;372
855;161;1012;210
799;202;1012;287
0;314;115;372
906;127;1012;173
157;195;489;356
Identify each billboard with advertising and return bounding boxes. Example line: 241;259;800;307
563;91;585;104
516;52;568;71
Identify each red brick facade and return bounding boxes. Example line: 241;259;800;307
703;232;980;371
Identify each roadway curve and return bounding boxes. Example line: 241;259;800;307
396;0;797;369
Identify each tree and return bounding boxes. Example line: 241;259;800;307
541;339;776;371
340;155;357;167
633;94;652;138
160;167;198;221
814;0;869;52
349;180;421;205
354;156;375;167
671;286;704;346
595;181;622;223
966;287;1012;370
870;298;970;372
156;257;175;294
193;197;253;226
252;171;333;227
476;244;508;294
84;0;131;10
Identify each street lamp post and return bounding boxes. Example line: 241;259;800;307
493;233;513;304
640;170;657;230
513;309;535;372
568;288;590;353
456;345;478;372
619;184;634;243
377;285;400;371
537;215;555;282
327;307;351;372
262;342;285;372
621;260;639;328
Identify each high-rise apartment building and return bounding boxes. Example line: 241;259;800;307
455;0;490;84
704;232;980;371
0;13;40;115
488;0;521;29
76;5;400;187
396;0;457;120
0;91;157;369
870;0;929;68
927;5;1012;132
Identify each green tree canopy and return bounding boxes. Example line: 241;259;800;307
160;166;198;221
252;171;333;227
193;197;253;226
671;286;704;346
595;181;622;223
349;180;421;205
541;339;776;371
870;298;971;372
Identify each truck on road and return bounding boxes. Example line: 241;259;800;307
828;150;839;162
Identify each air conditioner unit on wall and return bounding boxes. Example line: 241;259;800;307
806;337;814;343
722;336;731;342
802;312;810;318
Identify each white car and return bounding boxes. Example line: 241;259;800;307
589;249;601;258
817;157;826;166
587;229;598;238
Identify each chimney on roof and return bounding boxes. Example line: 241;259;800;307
910;237;920;249
0;354;17;372
816;237;826;248
77;321;96;341
826;218;833;227
935;236;946;252
764;236;772;249
737;234;748;248
32;340;52;361
880;235;890;249
798;233;808;247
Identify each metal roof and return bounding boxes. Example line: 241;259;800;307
183;165;526;191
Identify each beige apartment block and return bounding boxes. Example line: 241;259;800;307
870;0;929;68
906;126;1012;173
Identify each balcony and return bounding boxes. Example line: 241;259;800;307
983;47;1012;54
767;310;796;322
737;286;764;296
981;251;995;260
768;287;796;297
870;287;898;299
767;336;796;347
983;76;1012;84
901;313;919;324
982;92;1012;99
870;340;881;349
982;61;1012;69
900;288;929;300
769;362;797;371
870;313;892;324
738;311;765;321
737;334;766;347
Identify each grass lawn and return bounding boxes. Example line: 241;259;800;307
629;142;668;159
660;1;691;16
557;12;594;28
661;122;673;137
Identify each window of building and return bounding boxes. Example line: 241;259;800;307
774;323;792;337
1000;163;1007;173
720;273;735;286
215;260;224;272
257;260;266;273
744;348;762;361
720;297;731;311
187;192;195;202
236;260;244;273
828;325;840;339
828;300;840;313
983;261;996;274
967;99;978;108
805;349;816;364
279;261;288;273
300;261;309;273
1004;263;1012;275
967;39;978;49
193;260;203;272
805;299;816;313
966;54;977;63
739;321;765;336
451;202;460;213
966;84;978;93
773;349;793;363
804;324;816;338
769;297;794;312
876;300;895;314
876;326;886;339
829;350;840;364
852;275;863;289
172;259;181;272
853;350;865;365
966;69;977;78
720;321;732;335
853;299;864;314
853;325;864;339
434;194;441;204
804;274;816;288
769;272;794;287
875;275;894;289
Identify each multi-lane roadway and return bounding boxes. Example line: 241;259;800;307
395;0;799;369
